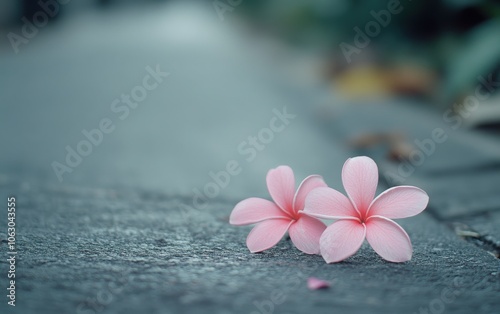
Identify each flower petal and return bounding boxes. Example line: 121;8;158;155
320;219;366;263
367;186;429;219
266;166;295;215
288;215;326;254
230;198;290;226
303;187;360;220
246;219;293;253
342;156;378;217
293;175;328;213
365;215;412;262
307;277;330;290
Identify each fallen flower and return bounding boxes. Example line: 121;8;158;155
307;277;330;290
230;166;327;254
303;156;429;263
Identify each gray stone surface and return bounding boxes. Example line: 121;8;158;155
465;210;500;241
0;2;348;200
452;211;500;258
1;179;499;314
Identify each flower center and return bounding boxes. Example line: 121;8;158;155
358;207;369;223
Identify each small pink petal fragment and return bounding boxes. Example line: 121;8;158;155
307;277;330;290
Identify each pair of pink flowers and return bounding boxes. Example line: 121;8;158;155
229;156;429;263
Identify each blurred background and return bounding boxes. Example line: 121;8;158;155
1;0;500;210
1;2;500;313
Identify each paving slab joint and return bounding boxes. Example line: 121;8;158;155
450;222;500;259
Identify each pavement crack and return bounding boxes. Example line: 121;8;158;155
450;222;500;259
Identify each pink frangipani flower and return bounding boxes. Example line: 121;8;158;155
230;166;328;254
303;156;429;263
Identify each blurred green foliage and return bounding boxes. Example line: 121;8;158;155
239;0;500;107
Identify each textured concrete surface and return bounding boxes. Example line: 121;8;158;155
1;178;499;314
